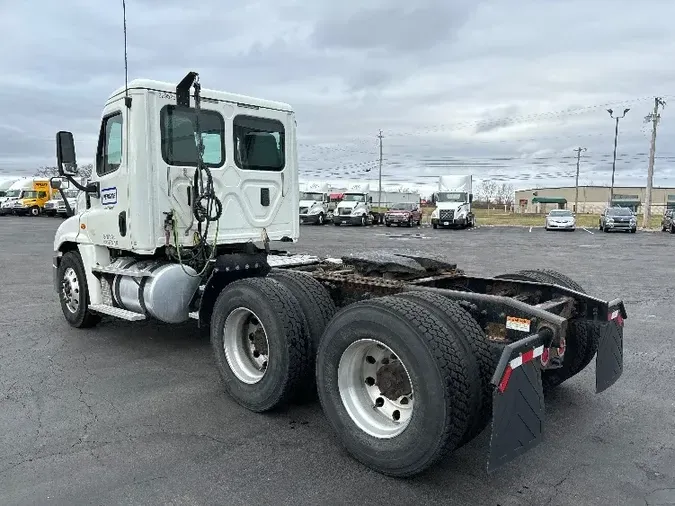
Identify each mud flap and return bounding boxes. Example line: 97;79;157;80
596;303;625;394
487;333;546;473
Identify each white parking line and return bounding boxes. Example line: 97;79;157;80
582;227;594;235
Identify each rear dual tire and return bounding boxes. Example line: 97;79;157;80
211;272;336;411
316;295;490;477
495;269;599;390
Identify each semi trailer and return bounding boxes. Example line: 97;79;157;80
51;72;625;478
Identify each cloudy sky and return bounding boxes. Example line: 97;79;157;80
1;0;674;193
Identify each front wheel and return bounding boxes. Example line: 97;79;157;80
360;215;366;226
57;251;101;328
317;213;324;225
29;206;40;216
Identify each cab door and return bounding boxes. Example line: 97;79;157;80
80;99;131;250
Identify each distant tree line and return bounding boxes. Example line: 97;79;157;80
34;164;93;179
474;180;514;209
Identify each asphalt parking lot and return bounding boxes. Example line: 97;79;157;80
1;217;674;506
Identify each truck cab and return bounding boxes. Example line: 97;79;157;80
13;179;53;216
333;190;372;226
0;177;23;204
45;189;80;217
430;175;475;229
299;183;330;225
0;178;32;216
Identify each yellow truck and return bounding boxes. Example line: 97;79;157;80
5;178;54;216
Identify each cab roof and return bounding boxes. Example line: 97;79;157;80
107;79;294;112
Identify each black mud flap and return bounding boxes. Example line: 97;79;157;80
487;333;547;473
596;302;625;394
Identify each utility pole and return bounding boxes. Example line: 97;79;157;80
643;97;666;228
573;147;587;213
377;130;383;209
607;108;630;204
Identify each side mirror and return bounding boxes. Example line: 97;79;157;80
368;196;373;203
56;131;78;176
469;194;473;203
49;177;62;190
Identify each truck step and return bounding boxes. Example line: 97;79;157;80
91;265;154;278
89;304;146;321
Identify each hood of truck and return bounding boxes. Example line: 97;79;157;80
16;199;38;207
299;200;321;209
436;202;466;211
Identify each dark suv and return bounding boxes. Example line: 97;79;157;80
599;207;636;233
662;209;675;233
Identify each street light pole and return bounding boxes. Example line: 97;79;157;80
607;108;630;205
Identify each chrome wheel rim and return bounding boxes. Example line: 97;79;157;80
223;307;269;384
62;267;80;314
338;339;414;439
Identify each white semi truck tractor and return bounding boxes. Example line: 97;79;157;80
430;175;476;229
298;181;331;225
333;183;383;226
50;71;626;478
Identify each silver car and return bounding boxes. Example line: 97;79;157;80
545;209;576;231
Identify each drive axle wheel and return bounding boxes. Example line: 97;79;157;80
339;339;415;438
316;296;472;477
211;277;311;412
495;269;598;390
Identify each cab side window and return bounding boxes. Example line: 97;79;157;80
38;191;47;199
97;112;123;176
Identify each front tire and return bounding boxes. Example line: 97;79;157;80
29;206;40;216
316;296;472;477
210;277;311;412
57;251;101;328
317;213;324;225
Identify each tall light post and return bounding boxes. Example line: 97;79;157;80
607;108;630;204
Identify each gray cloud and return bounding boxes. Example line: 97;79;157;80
1;0;674;192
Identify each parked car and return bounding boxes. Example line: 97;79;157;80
661;210;675;233
384;202;422;227
599;207;637;233
545;209;576;231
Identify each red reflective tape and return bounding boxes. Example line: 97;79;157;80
521;348;535;364
498;365;513;393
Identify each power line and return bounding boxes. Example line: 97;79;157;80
643;97;667;227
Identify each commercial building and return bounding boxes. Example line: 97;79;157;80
515;186;675;214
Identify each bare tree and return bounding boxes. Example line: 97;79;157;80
34;163;93;179
479;180;498;210
497;183;514;207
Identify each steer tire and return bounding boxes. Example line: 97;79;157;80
210;277;311;412
494;269;598;391
395;292;497;446
57;251;102;329
316;295;473;478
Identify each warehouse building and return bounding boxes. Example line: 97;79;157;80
515;186;675;214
